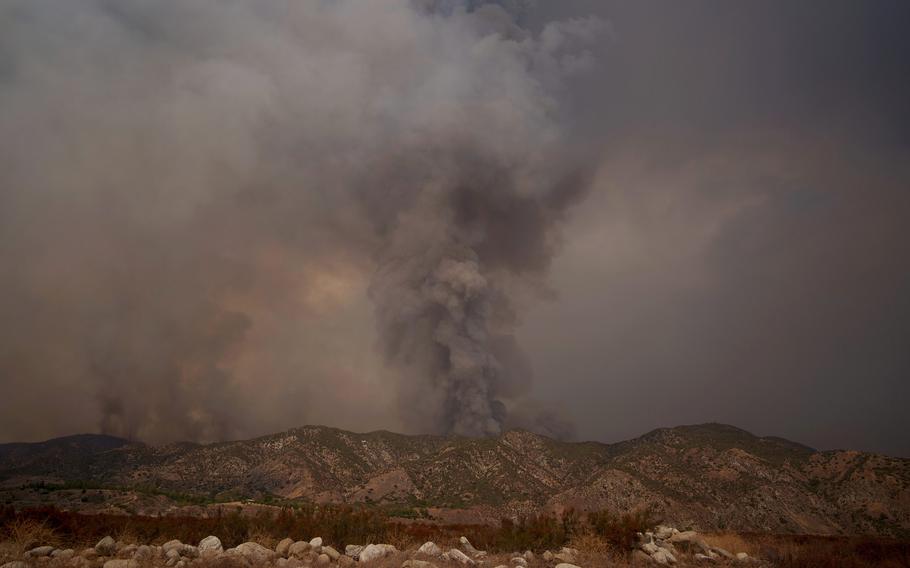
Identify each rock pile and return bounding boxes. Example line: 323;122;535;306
2;527;770;568
633;525;756;565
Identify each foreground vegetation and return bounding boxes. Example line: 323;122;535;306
0;506;907;567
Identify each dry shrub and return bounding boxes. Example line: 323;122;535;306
587;508;656;551
3;517;60;556
568;531;612;557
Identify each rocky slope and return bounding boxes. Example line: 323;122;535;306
1;424;907;537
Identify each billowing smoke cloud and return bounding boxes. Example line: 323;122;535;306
0;1;601;442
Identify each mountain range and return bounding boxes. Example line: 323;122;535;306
1;423;907;538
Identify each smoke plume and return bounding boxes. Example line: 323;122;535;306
0;0;601;442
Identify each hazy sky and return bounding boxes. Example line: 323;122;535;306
1;1;908;456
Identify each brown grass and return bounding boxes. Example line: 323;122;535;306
702;530;760;555
2;517;61;556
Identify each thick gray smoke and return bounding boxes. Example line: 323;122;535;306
0;1;601;442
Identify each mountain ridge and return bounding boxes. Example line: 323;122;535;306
1;423;907;538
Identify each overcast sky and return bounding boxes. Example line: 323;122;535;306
1;1;908;456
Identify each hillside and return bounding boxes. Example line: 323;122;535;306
1;424;907;538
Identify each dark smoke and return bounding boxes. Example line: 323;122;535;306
0;0;602;442
368;160;593;437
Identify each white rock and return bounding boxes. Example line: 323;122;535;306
96;537;117;556
542;551;554;561
694;553;718;563
522;550;534;561
458;537;485;558
358;544;397;563
555;564;581;568
198;536;222;554
344;545;363;559
510;557;528;567
309;537;323;550
316;553;329;565
651;548;676;565
443;549;474;565
641;542;659;555
417;542;442;557
28;546;55;557
711;546;734;560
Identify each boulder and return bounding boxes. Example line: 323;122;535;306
235;542;275;563
344;545;363;559
1;562;28;568
667;531;711;555
694;553;718;563
358;544;397;563
510;557;528;567
417;542;442;557
542;551;554;561
522;550;535;561
631;549;654;564
81;548;98;560
641;542;659;555
442;549;474;565
133;546;152;561
28;546;55;557
337;556;355;567
198;536;222;554
555;564;581;568
117;545;137;559
162;541;184;556
654;526;677;540
55;549;75;560
402;562;438;568
70;557;92;568
276;538;294;557
96;537;117;557
651;548;676;565
710;546;734;560
102;560;138;568
288;541;311;558
315;553;329;565
554;548;578;564
181;546;199;559
458;537;485;558
322;546;340;561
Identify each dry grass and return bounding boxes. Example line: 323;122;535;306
702;530;760;555
3;517;61;557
